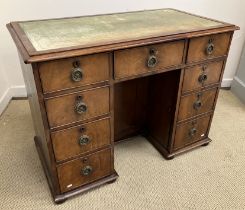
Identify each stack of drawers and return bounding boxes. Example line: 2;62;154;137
38;53;115;193
172;32;232;151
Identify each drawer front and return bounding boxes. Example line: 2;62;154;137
182;61;224;92
52;118;111;161
174;115;211;150
39;53;110;93
57;148;112;193
46;87;109;128
114;40;185;79
187;33;231;63
178;88;217;122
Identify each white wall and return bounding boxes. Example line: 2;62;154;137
0;62;10;114
231;42;245;103
0;0;245;114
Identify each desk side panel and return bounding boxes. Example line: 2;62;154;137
146;70;181;149
18;53;60;195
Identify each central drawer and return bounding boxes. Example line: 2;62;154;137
45;87;110;128
57;148;112;193
114;40;185;79
178;87;217;122
51;118;111;161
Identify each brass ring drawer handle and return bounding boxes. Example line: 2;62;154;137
71;67;83;82
189;128;197;137
71;60;83;82
75;96;87;114
147;55;157;68
81;165;93;176
193;100;202;110
78;135;90;146
206;42;214;55
198;73;208;83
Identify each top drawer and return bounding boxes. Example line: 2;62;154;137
39;53;110;93
187;33;231;63
114;40;185;79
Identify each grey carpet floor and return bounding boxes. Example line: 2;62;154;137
0;90;245;210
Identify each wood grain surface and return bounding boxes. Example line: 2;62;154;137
39;53;110;93
114;40;184;79
178;87;218;122
57;148;112;193
51;118;111;161
174;114;211;150
45;87;110;128
182;60;224;92
187;32;231;63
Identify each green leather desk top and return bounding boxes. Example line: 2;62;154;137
18;9;226;52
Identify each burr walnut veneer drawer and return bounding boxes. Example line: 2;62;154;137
51;118;111;162
114;40;185;79
45;87;110;128
174;115;211;150
57;148;112;193
182;61;224;93
187;33;231;63
39;53;110;93
178;87;217;122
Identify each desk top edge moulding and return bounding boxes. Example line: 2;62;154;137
8;8;238;63
7;8;239;204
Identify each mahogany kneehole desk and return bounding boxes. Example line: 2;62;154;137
7;9;239;203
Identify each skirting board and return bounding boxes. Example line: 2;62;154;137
0;85;27;115
221;78;233;87
231;76;245;104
